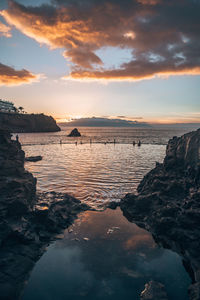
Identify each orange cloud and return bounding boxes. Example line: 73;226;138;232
0;63;40;86
66;66;200;81
0;21;11;37
1;0;200;81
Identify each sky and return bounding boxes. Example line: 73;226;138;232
0;0;199;123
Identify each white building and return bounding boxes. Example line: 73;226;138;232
0;100;16;113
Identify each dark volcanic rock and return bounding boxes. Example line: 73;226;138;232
0;129;36;218
25;155;42;162
68;128;81;137
140;281;168;300
0;112;61;133
0;192;90;300
0;129;90;300
120;128;200;300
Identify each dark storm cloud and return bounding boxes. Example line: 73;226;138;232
1;0;200;80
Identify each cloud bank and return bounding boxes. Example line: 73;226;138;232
0;62;39;86
1;0;200;81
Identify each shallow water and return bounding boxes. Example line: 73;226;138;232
22;209;191;300
24;143;165;208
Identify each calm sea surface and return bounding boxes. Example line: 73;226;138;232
18;126;195;299
19;126;197;208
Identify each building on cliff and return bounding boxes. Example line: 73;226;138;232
0;99;17;113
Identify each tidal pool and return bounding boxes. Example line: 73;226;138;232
22;208;191;300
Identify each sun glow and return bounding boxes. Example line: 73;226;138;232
56;115;84;123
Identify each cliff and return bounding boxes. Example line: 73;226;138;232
0;129;36;218
120;128;200;300
0;112;61;133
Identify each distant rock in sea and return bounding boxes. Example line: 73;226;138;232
120;128;200;300
0;112;61;133
68;128;81;137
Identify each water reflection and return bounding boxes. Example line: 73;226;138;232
22;209;190;300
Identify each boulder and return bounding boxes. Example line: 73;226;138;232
68;128;81;137
25;156;42;162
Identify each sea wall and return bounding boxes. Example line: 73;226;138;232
120;128;200;299
0;112;61;133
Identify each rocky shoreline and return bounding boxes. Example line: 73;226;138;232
0;112;60;133
1;127;200;299
120;128;200;299
0;129;89;299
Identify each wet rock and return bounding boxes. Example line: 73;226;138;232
25;156;42;162
189;282;200;300
107;201;120;210
0;192;91;300
120;128;200;300
140;281;168;300
68;128;81;137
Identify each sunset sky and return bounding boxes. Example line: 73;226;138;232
0;0;199;123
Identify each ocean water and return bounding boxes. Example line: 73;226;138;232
19;126;196;208
18;125;197;146
18;126;194;299
24;143;165;208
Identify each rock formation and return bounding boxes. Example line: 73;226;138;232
68;128;81;137
25;155;42;162
0;129;89;299
120;128;200;300
140;281;168;300
0;112;61;133
0;129;36;218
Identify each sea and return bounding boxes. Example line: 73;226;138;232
16;125;198;300
18;125;198;209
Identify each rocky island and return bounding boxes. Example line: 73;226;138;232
120;128;200;299
68;127;81;137
0;112;61;133
0;129;89;299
